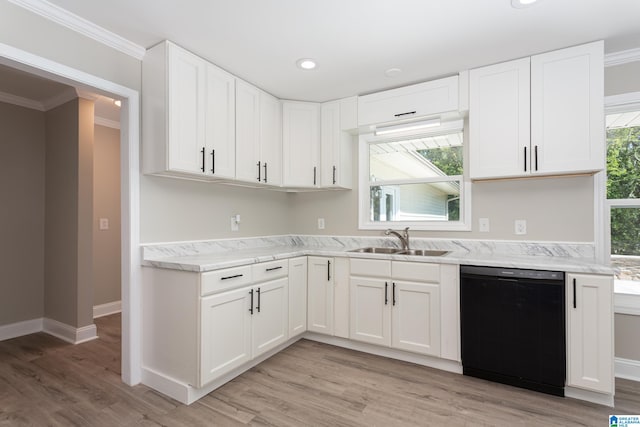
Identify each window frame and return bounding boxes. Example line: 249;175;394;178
602;91;640;313
358;120;471;231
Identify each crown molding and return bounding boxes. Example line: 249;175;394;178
95;116;120;129
41;86;79;110
7;0;146;60
0;90;44;110
605;47;640;67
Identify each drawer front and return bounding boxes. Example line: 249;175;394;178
350;258;391;278
358;76;459;126
201;265;252;296
392;261;440;283
252;259;289;282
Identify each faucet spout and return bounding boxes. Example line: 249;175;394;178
384;227;410;250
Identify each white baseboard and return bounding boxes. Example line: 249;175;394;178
0;318;43;341
93;300;122;318
43;318;98;344
616;357;640;382
565;386;614;407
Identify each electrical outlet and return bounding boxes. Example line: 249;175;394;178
317;218;325;230
231;216;239;232
515;219;527;235
99;218;109;230
479;218;490;232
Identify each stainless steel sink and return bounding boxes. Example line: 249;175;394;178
397;249;450;256
348;247;402;254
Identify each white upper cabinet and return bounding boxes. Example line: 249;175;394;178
235;80;283;186
469;41;604;180
143;41;236;179
320;97;356;189
357;76;459;128
282;101;321;187
530;42;604;175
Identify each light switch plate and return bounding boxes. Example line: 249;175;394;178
99;218;109;230
515;219;527;235
479;218;490;232
317;218;325;230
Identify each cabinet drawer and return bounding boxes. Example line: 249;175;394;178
252;259;289;282
358;76;459;127
392;261;440;283
350;259;391;277
201;265;252;296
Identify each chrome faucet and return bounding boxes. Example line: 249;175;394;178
385;227;410;250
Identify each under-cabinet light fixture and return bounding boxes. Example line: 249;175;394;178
374;118;441;136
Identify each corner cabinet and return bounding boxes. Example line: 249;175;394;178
235;80;282;186
143;41;236;180
307;256;334;334
469;41;604;180
282;101;320;188
566;273;613;394
320;97;356;189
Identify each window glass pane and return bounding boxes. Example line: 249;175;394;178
369;182;460;222
369;132;463;182
606;112;640;200
610;207;640;292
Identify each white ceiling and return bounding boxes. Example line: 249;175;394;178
43;0;640;102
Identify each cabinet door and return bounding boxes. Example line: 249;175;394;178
259;92;282;186
307;256;334;334
235;80;261;182
252;278;289;358
333;257;350;339
349;277;391;346
567;273;613;394
320;101;340;187
531;41;604;175
391;281;440;356
282;101;320;187
205;64;236;179
200;287;252;387
469;57;530;179
167;44;207;175
288;257;308;337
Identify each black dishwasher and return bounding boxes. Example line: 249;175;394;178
460;265;566;396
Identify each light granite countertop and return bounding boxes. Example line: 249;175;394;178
141;235;613;275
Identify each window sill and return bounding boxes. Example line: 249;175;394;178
614;281;640;315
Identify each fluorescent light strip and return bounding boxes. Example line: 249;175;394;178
374;118;441;136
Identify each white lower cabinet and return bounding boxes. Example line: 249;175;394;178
250;277;289;358
349;259;443;357
566;273;613;394
288;257;308;337
307;256;334;334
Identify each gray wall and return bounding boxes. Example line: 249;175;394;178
44;98;94;328
0;102;46;325
93;125;121;306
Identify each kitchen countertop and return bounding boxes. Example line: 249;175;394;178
141;236;613;275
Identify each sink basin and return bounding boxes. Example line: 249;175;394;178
348;247;402;254
397;249;450;257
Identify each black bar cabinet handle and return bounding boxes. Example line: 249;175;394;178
266;266;282;272
385;282;388;305
573;278;577;309
201;147;205;173
256;288;261;313
313;166;317;186
524;146;527;172
249;289;254;315
394;111;416;117
534;145;539;171
392;283;396;306
263;163;268;183
221;274;243;281
327;260;331;281
211;150;215;174
257;161;261;182
332;166;336;185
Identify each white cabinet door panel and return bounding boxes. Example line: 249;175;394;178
282;101;320;187
235;80;261;182
205;64;236;179
288;257;308;337
259;92;282;186
392;281;440;356
307;256;334;334
200;287;251;387
252;278;288;358
349;277;390;346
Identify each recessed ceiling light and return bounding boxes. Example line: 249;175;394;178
384;68;402;78
511;0;539;8
113;99;122;107
296;58;317;70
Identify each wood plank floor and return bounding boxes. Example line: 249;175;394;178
1;314;638;426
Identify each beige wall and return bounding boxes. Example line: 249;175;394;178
615;313;640;360
605;62;640;96
0;102;46;326
140;176;292;243
93;125;121;306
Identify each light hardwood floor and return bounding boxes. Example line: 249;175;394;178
1;314;638;426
